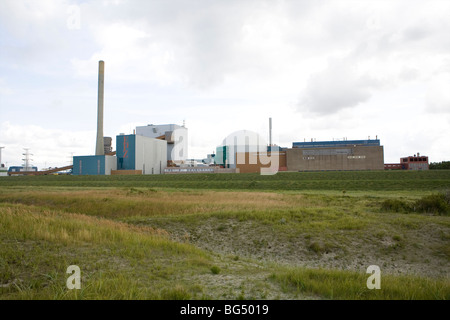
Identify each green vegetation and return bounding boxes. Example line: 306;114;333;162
1;170;450;191
430;161;450;170
381;191;450;215
210;266;221;275
415;193;450;215
272;268;449;300
0;204;211;299
1;170;449;300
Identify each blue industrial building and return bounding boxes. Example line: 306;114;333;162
72;134;167;176
116;134;136;170
72;155;117;175
8;166;38;173
116;134;167;174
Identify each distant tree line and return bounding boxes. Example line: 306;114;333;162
429;161;450;170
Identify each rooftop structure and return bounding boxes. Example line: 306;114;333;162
136;124;188;164
293;139;380;149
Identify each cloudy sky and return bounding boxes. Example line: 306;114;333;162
1;0;449;168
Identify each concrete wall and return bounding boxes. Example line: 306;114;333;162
164;167;239;174
111;170;142;175
236;152;287;173
104;155;117;175
135;135;167;174
286;146;384;171
406;162;429;170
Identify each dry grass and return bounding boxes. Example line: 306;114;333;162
1;185;449;300
0;188;307;219
0;204;171;246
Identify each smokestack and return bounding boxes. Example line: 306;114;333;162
269;117;272;147
95;60;105;155
0;147;4;166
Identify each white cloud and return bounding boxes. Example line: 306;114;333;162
1;0;450;163
426;73;450;113
0;121;95;168
0;78;14;95
299;57;381;115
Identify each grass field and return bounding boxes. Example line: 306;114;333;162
0;171;449;300
1;170;450;191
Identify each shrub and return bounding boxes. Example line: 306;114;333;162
414;194;450;215
216;225;227;232
308;242;332;254
308;242;322;253
210;266;221;274
381;199;411;213
161;285;191;300
443;190;450;203
382;193;450;215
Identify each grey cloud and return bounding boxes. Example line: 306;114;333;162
3;0;450;93
299;59;380;115
86;0;264;89
425;74;450;114
402;26;431;42
398;67;420;81
86;0;328;90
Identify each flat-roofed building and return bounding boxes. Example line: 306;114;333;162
400;154;429;170
286;139;384;171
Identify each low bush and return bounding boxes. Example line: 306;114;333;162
414;193;449;215
381;199;411;213
210;266;221;275
381;192;450;215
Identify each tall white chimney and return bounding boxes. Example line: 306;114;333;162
95;60;105;155
269;117;272;147
0;146;4;166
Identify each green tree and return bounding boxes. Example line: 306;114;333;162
429;161;450;170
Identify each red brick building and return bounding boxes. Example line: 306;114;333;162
385;154;429;170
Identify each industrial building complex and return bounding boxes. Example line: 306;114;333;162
287;139;384;171
69;61;171;176
0;60;431;176
215;138;384;174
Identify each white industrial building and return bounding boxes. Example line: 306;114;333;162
136;124;188;165
116;133;167;174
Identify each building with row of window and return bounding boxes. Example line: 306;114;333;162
216;137;385;173
385;154;429;170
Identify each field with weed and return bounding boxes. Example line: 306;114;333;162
1;170;450;191
0;171;449;300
